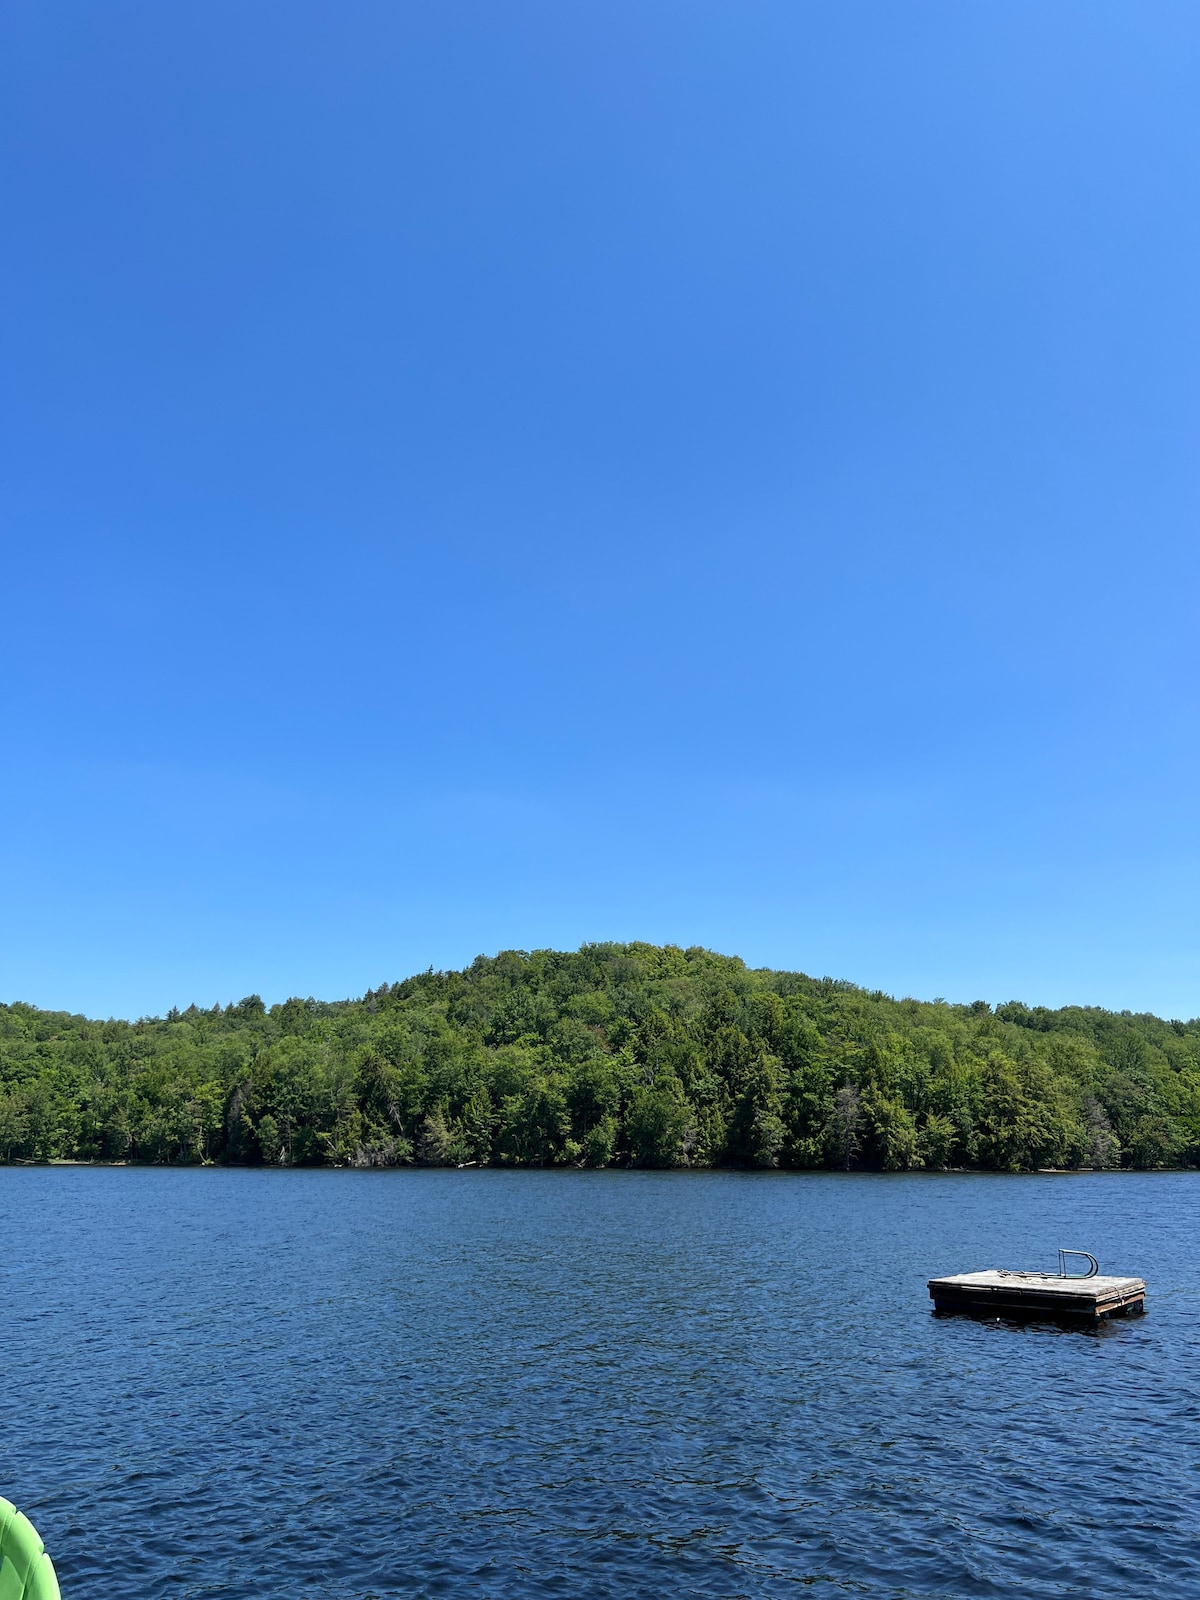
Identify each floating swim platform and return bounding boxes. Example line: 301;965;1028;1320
928;1266;1146;1323
0;1498;60;1600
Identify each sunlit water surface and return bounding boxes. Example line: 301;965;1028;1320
4;1168;1198;1598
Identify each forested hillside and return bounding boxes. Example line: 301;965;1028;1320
2;944;1198;1171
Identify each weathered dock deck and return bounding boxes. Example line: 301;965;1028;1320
928;1269;1146;1322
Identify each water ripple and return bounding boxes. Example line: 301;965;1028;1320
2;1168;1198;1598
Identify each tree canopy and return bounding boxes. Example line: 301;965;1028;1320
2;944;1198;1171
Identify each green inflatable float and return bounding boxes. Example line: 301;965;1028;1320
0;1500;59;1600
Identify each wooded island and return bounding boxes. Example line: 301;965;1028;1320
2;944;1196;1170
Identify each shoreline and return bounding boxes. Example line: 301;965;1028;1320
6;1158;1191;1175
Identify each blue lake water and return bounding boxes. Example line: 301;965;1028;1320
3;1168;1198;1598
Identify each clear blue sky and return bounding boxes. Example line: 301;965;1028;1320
3;2;1198;1020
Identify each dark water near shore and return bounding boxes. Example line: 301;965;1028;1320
4;1169;1199;1598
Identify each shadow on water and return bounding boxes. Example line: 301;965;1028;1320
932;1307;1146;1336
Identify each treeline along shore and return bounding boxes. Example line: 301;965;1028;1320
2;944;1198;1171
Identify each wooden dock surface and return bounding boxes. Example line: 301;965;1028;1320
928;1269;1146;1321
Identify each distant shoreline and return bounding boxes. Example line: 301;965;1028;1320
3;944;1197;1174
3;1157;1188;1175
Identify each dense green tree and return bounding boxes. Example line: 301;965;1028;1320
1;947;1198;1171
